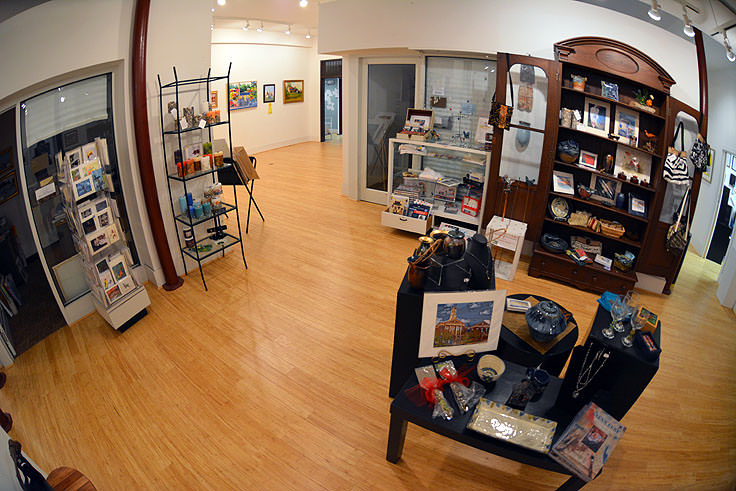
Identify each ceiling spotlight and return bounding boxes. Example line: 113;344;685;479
257;21;263;32
300;0;308;7
305;31;311;39
217;0;226;5
243;21;249;31
724;34;736;62
648;0;661;21
285;25;291;35
211;7;215;12
210;24;214;31
682;4;695;37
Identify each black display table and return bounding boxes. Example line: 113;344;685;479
497;294;578;377
555;303;660;420
387;357;589;490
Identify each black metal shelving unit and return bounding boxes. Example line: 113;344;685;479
157;63;247;291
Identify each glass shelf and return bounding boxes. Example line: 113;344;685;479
167;162;232;182
163;120;229;135
181;232;240;261
174;202;236;227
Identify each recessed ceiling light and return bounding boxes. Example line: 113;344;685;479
210;24;214;31
300;0;308;7
305;31;311;39
285;25;291;35
257;21;263;32
211;7;215;12
217;0;226;5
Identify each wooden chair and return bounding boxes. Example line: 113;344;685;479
46;467;97;491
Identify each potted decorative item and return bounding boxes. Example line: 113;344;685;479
631;89;656;113
571;75;587;91
557;140;580;163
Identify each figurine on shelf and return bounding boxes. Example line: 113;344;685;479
631;89;656;113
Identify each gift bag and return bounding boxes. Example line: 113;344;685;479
663;122;689;184
666;185;690;254
489;54;514;131
690;133;709;171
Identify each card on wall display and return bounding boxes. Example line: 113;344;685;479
73;176;95;201
87;229;110;254
67;148;82;168
95;259;114;288
81;142;98;163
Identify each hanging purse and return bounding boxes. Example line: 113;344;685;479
663;121;690;184
666;185;690;254
488;53;514;131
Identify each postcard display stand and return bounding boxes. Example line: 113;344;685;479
58;139;150;330
157;64;247;291
383;138;492;235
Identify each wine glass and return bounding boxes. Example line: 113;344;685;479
611;295;628;334
623;290;641;322
622;305;644;348
602;295;623;339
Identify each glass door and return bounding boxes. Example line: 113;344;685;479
485;54;561;235
360;59;419;204
323;77;340;136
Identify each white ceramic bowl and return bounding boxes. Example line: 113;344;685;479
477;355;505;383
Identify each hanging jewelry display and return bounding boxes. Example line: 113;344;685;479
572;343;610;399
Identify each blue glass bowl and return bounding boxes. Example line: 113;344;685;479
525;301;567;343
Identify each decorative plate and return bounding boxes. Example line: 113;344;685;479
548;197;570;221
467;399;558;453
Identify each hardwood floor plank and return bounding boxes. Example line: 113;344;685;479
0;141;734;490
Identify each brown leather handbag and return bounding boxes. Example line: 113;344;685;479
488;54;514;131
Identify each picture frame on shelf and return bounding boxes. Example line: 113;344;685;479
628;194;647;218
0;147;13;176
589;174;622;206
601;81;619;101
581;97;610;137
578;150;598;170
0;172;18;205
263;84;276;103
614;145;652;183
418;289;507;358
614;107;639;146
552;170;575;195
210;90;218;109
283;79;304;104
184;143;203;160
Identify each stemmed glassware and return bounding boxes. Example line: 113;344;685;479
622;304;644;347
623;290;640;323
602;295;625;339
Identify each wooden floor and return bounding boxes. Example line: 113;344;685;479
2;141;735;490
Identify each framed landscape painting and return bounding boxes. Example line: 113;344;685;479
283;80;304;104
418;290;506;358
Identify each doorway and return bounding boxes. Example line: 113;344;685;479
320;59;342;142
359;59;419;204
706;150;736;264
0;107;65;358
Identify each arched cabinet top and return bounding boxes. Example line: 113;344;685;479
554;37;676;94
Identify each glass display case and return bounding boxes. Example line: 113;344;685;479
382;138;491;234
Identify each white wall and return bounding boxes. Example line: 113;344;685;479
0;0;213;286
210;30;322;153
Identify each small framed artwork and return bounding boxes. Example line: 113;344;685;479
0;147;14;176
418;289;507;358
601;81;619;101
210;90;218;109
263;84;276;103
614;145;652;183
552;170;575;195
615;107;639;146
67;148;82;168
582;97;610;137
73;176;95;201
628;194;647;217
702;148;714;183
579;150;598;170
589;174;622;206
283;79;304;104
0;172;18;204
87;229;110;254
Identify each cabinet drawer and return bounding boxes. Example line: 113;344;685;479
382;210;432;234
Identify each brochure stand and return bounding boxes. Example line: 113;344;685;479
57;138;150;331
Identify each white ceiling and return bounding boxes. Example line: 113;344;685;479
210;0;324;33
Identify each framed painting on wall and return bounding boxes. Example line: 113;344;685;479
283;80;304;104
263;84;276;103
229;81;257;110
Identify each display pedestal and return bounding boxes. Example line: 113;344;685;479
91;285;149;332
486;216;527;281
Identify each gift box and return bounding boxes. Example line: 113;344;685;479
461;195;481;217
396;108;434;141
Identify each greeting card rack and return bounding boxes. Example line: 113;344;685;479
157;63;247;291
57;138;150;330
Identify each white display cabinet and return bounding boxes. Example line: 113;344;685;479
382;138;491;234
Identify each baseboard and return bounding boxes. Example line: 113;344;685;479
248;136;319;154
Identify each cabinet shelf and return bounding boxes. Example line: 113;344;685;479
561;86;666;120
533;245;636;282
174;202;236;227
557;126;663;159
554;161;656;193
549;191;649;223
167;162;233;182
543;217;642;248
181;233;241;261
